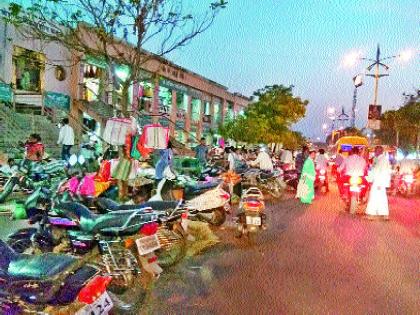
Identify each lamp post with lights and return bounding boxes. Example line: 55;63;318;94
342;45;414;126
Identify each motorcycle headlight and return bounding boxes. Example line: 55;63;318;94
349;176;362;185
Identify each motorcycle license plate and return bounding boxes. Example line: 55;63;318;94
350;186;360;192
246;216;261;226
319;176;325;180
76;291;113;315
136;234;161;256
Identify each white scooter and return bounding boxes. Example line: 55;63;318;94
150;169;231;226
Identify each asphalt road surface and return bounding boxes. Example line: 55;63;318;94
141;187;420;314
1;187;419;314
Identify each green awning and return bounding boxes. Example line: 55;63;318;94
0;82;13;103
43;91;70;111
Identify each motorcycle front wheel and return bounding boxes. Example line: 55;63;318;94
349;194;358;214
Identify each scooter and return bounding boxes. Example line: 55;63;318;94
0;240;114;315
150;174;231;226
235;187;267;244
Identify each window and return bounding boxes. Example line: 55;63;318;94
191;99;201;123
13;47;44;93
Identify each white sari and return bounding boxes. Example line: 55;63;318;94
366;154;391;216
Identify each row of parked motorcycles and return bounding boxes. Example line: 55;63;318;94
0;157;234;315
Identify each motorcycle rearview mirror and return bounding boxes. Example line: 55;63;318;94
78;155;86;165
69;154;78;166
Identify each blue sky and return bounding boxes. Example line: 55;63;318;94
165;0;419;139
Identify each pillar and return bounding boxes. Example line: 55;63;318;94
185;94;192;143
169;89;177;137
221;98;227;124
152;75;159;123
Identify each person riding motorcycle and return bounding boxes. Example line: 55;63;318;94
315;148;329;192
337;147;368;199
249;148;274;172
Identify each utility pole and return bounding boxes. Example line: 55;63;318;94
351;74;363;128
364;44;390;106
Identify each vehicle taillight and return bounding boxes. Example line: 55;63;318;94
220;191;230;200
349;176;362;185
78;276;112;304
139;222;158;236
148;256;158;264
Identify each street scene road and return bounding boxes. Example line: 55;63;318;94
141;188;420;314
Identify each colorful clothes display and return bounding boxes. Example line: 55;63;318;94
143;124;169;149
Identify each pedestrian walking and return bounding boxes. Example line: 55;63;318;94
57;118;75;161
155;141;174;181
365;146;392;220
195;137;208;166
296;149;316;204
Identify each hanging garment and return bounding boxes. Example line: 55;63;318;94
125;133;133;158
143;124;169;149
102;117;132;145
138;132;154;158
112;158;132;181
130;135;141;159
95;160;111;182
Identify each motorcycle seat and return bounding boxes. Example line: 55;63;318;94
0;240;77;280
7;253;77;280
96;197;179;212
57;202;158;235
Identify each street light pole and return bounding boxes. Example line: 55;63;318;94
351;74;363;128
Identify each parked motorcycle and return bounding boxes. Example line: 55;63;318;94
241;169;283;198
235;187;267;244
0;240;114;315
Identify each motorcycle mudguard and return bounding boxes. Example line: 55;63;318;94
0;177;19;203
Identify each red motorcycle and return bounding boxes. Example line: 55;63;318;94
395;173;416;197
342;175;369;214
315;169;329;193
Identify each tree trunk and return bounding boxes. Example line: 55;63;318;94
117;81;131;201
396;130;399;148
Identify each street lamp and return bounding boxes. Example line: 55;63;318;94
351;73;363;127
343;45;415;107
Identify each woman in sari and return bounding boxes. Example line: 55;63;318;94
299;149;317;204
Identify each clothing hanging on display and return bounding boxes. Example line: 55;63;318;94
102;117;133;145
143;124;169;149
112;157;132;181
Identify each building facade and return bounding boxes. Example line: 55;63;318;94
0;9;250;145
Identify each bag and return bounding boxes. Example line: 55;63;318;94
143;124;169;149
102;117;132;145
295;176;309;199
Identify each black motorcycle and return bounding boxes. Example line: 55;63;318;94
0;240;114;314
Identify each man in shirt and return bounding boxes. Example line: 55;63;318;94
315;148;329;192
194;138;208;166
249;148;274;172
295;145;309;176
338;147;368;199
57;118;75;161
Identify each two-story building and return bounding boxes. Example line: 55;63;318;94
0;8;250;145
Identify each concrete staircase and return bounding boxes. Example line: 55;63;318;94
0;103;61;157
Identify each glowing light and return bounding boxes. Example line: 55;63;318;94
342;50;363;68
322;123;328;130
398;49;414;63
